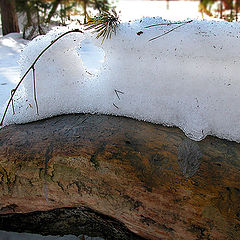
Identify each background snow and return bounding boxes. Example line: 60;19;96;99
116;0;205;21
0;230;103;240
0;33;28;108
1;18;240;143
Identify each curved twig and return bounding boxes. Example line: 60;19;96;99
0;29;83;126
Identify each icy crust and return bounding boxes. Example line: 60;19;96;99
2;18;240;142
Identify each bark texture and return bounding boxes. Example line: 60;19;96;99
0;114;239;239
46;0;61;23
0;0;19;35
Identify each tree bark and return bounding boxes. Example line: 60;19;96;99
83;0;88;24
236;0;239;21
46;0;61;23
0;114;239;239
0;0;19;35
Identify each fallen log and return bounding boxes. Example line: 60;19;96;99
0;114;239;239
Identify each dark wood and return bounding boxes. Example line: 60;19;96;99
46;0;61;23
0;206;144;240
0;0;19;35
0;114;239;239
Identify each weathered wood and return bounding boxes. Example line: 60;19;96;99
0;114;239;239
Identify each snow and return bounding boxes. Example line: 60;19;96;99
116;0;206;22
1;18;240;143
0;33;28;108
1;0;240;143
0;230;103;240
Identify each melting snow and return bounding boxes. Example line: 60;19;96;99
1;18;240;143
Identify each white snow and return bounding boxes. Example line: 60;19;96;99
116;0;206;22
0;230;103;240
1;18;240;143
0;33;28;108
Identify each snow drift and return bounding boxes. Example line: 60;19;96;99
1;18;240;142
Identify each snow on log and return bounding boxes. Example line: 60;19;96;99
1;18;240;143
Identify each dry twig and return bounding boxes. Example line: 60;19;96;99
114;89;124;100
145;20;193;29
113;103;119;109
32;65;39;115
147;20;193;42
0;29;83;126
11;89;15;115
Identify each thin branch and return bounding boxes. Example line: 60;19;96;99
149;20;193;42
114;89;124;100
32;66;39;115
113;103;119;109
86;70;94;76
0;29;83;126
11;89;15;115
145;20;193;29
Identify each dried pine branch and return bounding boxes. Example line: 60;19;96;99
32;65;39;115
11;89;15;115
85;9;120;43
145;20;193;29
148;20;193;42
0;29;83;126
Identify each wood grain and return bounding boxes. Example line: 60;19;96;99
0;114;239;239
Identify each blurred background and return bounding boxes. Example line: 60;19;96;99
1;0;240;38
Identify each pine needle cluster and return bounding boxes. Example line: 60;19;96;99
85;9;120;43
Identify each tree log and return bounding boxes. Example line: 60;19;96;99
0;0;19;35
0;114;239;239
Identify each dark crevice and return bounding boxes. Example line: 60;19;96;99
0;207;145;240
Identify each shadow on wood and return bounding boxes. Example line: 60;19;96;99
0;114;239;239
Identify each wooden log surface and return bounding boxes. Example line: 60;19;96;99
0;114;239;239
